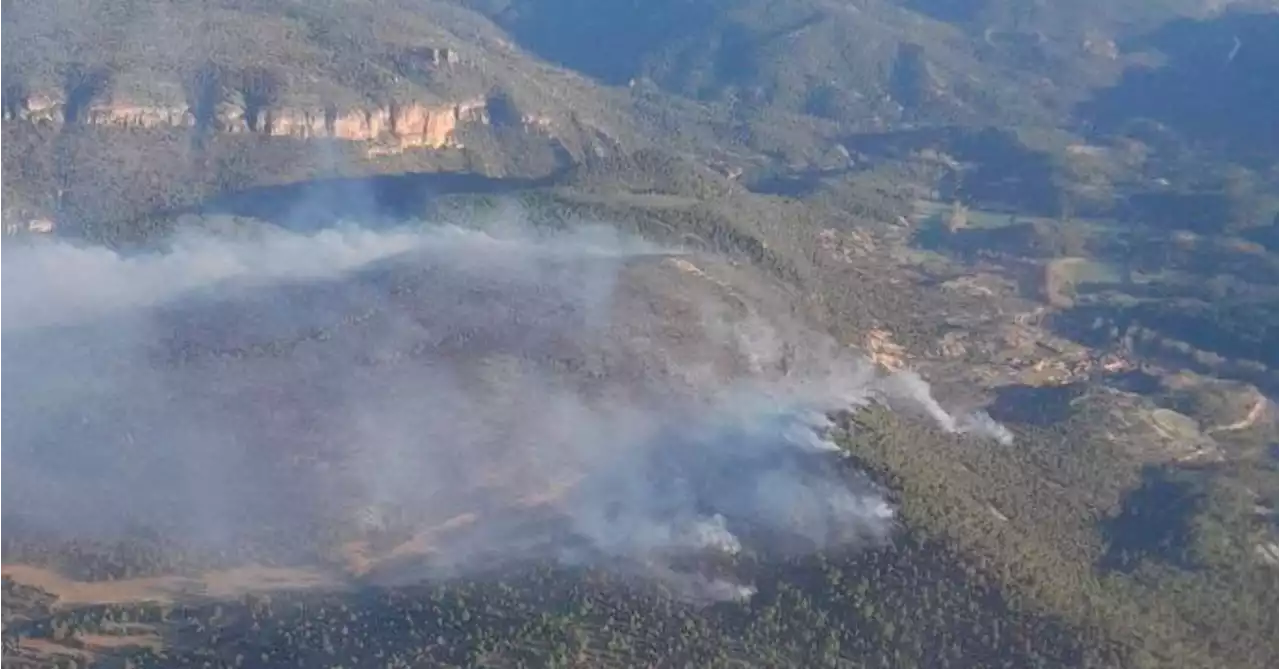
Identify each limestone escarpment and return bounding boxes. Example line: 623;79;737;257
4;93;491;156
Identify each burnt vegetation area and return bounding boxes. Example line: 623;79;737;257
1;490;1108;669
2;404;1275;669
1;2;1277;669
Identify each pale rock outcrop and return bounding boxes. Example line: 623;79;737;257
19;94;62;123
3;218;56;237
254;99;489;151
5;92;491;156
87;104;194;129
520;113;554;130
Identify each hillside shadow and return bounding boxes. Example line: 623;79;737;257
1078;10;1278;168
1048;302;1278;398
745;168;847;197
1101;369;1164;395
842;126;1068;216
481;0;722;86
987;383;1087;427
197;171;546;231
1050;301;1278;371
1099;465;1202;572
1120;191;1238;236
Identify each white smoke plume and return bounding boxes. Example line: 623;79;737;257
1;228;421;331
873;369;1015;445
1;213;1010;598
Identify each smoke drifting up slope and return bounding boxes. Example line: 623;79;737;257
1;217;1009;597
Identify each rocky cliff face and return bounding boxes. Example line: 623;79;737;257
7;94;490;156
261;100;488;151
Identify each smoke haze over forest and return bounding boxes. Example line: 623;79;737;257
2;215;1010;596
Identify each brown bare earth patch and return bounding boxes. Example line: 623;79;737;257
381;512;482;564
1206;396;1268;434
5;626;164;667
1;563;342;608
14;638;96;666
77;630;165;652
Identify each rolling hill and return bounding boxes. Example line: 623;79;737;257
1;1;1276;668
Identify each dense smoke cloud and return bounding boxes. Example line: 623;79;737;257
2;228;419;331
1;214;1010;598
